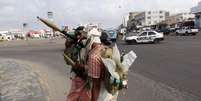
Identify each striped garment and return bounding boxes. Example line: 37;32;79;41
87;45;105;79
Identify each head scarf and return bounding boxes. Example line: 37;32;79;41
86;28;102;50
80;28;102;63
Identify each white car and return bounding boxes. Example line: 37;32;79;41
125;31;164;44
176;26;199;36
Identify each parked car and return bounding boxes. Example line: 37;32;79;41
157;28;171;35
100;31;112;45
169;28;177;33
106;30;118;42
0;33;12;41
0;34;4;41
125;31;164;44
175;26;199;36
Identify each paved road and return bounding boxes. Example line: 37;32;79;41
0;35;201;101
118;34;201;101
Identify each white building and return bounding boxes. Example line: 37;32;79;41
164;12;195;28
191;1;201;28
175;13;195;22
135;10;169;26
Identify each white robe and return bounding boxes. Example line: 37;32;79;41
98;83;118;101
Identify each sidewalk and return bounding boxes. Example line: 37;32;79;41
0;59;49;101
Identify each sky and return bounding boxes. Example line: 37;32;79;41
0;0;200;30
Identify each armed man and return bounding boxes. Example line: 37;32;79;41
37;17;96;100
65;27;108;101
64;26;92;101
37;17;136;101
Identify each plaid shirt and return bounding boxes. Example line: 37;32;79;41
87;45;105;79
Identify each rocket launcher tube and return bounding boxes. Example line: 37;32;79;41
37;16;75;40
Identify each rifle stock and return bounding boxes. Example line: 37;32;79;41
63;53;75;66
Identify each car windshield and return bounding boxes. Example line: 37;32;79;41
139;32;147;36
148;31;156;35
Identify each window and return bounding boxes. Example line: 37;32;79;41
148;11;151;14
140;32;147;36
148;21;151;24
148;32;156;36
160;11;163;14
160;16;163;18
147;16;151;19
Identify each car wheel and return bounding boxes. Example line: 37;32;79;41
153;39;159;44
126;40;136;45
185;32;189;36
192;33;196;36
133;40;137;44
176;32;179;36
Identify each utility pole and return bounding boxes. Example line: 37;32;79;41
23;23;28;40
47;11;54;41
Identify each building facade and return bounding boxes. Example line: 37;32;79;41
164;13;195;28
127;12;142;30
191;1;201;28
177;13;195;21
135;11;169;26
128;12;141;20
